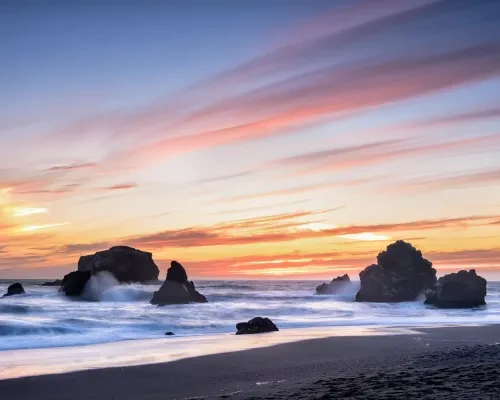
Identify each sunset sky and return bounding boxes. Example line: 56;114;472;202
1;0;500;279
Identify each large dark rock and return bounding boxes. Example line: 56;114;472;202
316;274;351;294
42;279;62;287
236;317;279;335
2;283;25;298
78;246;159;283
425;269;487;308
356;241;436;302
151;261;208;306
61;271;91;296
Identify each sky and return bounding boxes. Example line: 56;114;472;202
1;0;500;280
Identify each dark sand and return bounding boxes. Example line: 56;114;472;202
1;325;499;399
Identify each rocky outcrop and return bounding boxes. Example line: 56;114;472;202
60;246;160;296
42;279;62;286
236;317;279;335
356;241;436;302
150;261;208;305
78;246;159;283
316;274;351;294
166;261;188;283
425;269;487;308
2;283;25;297
61;271;91;296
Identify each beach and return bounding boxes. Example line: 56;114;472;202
1;324;499;399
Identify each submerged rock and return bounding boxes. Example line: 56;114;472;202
151;261;208;306
316;274;351;295
60;271;91;297
356;240;436;302
41;279;62;286
236;317;279;335
2;283;25;298
425;269;487;308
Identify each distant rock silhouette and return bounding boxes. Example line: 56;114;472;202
151;261;208;306
2;283;25;298
41;279;62;287
60;246;160;296
425;269;487;308
236;317;279;335
356;240;436;302
316;274;351;294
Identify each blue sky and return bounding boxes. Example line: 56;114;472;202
1;0;500;279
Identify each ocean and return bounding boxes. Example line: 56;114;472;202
1;277;499;351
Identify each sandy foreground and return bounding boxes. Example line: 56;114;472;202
0;325;499;399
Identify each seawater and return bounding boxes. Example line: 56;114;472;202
1;277;499;350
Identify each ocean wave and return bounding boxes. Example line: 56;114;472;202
0;304;30;314
81;272;154;302
0;280;498;350
0;322;79;336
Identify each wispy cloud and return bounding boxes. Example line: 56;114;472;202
110;41;500;167
220;178;373;204
34;0;500;174
46;162;97;172
101;183;138;191
273;133;500;177
12;207;48;217
191;170;255;185
21;223;69;232
390;167;500;193
122;213;499;249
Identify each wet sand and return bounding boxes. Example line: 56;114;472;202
0;325;498;399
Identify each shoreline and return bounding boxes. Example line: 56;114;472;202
0;324;498;399
0;323;496;381
0;325;418;380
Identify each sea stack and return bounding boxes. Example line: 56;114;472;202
425;269;487;308
2;283;25;298
316;274;351;294
60;246;160;296
150;261;208;305
356;240;436;302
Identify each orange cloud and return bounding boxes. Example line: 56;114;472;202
120;213;499;250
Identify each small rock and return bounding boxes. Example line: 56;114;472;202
236;317;279;335
2;283;25;298
165;331;175;336
151;261;208;306
41;279;62;286
316;274;351;294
